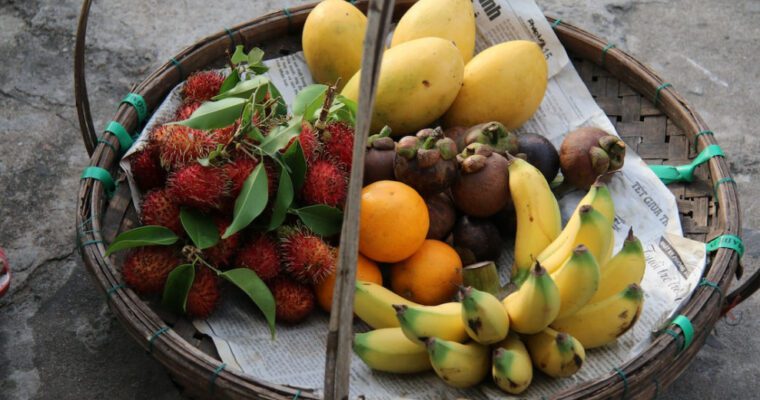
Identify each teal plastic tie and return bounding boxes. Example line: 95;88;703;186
81;166;116;197
209;363;226;394
601;42;616;67
170;57;185;80
698;278;724;302
706;234;744;258
654;82;672;106
148;326;170;354
104;120;133;155
121;93;147;123
614;367;629;399
283;7;293;24
292;390;301;400
96;138;118;155
713;177;736;201
694;130;714;151
224;27;237;50
551;18;562;28
671;315;694;352
649;144;724;184
106;283;127;299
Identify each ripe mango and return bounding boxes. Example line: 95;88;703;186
302;0;366;90
390;0;476;63
342;37;464;136
444;40;548;130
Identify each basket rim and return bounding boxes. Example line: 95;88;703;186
75;2;741;399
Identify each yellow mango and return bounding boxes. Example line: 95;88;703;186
390;0;476;63
342;37;464;136
443;40;548;130
302;0;366;90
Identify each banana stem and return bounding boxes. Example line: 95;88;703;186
462;261;504;298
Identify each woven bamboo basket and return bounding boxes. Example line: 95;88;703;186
74;1;752;398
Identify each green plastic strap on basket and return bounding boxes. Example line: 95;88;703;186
106;283;126;299
694;130;714;151
209;363;226;394
81;166;116;197
698;278;724;302
224;27;236;49
292;390;301;400
551;18;562;28
170;57;185;80
601;42;616;67
653;378;660;399
649;144;724;184
103;120;133;155
614;367;629;399
706;234;744;258
653;82;672;106
121;93;148;124
148;326;170;353
283;7;293;24
670;314;694;352
96;138;118;155
713;177;736;201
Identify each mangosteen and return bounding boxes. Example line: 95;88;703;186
516;132;560;183
444;126;468;153
451;143;510;218
425;192;457;240
393;127;458;195
463;122;519;155
453;215;502;265
559;127;626;189
364;126;396;185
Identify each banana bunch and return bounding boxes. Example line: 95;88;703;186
460;286;510;344
503;263;560;334
551;244;600;319
525;327;585;378
354;281;415;329
395;303;468;344
353;327;431;373
427;337;490;388
492;333;533;394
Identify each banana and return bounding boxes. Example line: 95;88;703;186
354;281;416;329
395;302;468;344
591;181;615;224
551;284;644;349
539;205;613;274
503;263;560;334
426;337;490;388
551;245;600;319
590;228;645;303
353;327;431;373
509;156;562;284
492;333;533;394
460;286;510;344
525;327;585;378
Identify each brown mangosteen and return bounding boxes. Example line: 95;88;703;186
453;215;502;264
463;122;519;155
559;127;626;189
364;126;396;185
425;192;457;240
444;126;468;153
451;143;510;218
393;127;458;195
516;132;560;183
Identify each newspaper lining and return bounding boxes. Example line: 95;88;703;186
120;0;707;398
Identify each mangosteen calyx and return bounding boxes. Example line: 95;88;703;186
464;122;519;155
393;127;458;195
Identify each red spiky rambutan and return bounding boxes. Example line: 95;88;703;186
167;164;229;211
211;123;237;147
301;158;347;208
322;121;354;168
183;71;224;103
203;217;240;267
122;246;182;294
130;147;166;191
270;276;315;324
235;233;281;281
224;157;259;199
280;227;336;284
186;267;220;318
175;101;201;121
288;121;319;163
159;125;215;170
149;124;172;147
141;189;183;235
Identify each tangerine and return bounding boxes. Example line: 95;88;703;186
315;253;382;312
390;240;463;305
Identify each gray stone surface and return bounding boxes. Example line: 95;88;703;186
0;0;757;399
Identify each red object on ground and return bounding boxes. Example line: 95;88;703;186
0;247;10;297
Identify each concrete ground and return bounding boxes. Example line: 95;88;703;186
0;0;758;398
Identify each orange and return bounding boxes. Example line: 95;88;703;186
315;253;382;312
390;240;463;305
359;181;429;262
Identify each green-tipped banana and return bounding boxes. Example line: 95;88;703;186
353;328;431;373
460;286;510;344
503;263;560;334
395;303;468;344
525;327;585;378
590;228;645;303
540;205;613;274
354;281;417;329
426;337;490;388
551;284;644;349
492;333;533;394
551;245;600;319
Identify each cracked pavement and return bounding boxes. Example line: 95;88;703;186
0;0;758;399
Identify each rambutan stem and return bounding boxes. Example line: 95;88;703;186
314;80;339;137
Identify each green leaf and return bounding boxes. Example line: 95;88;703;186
267;167;294;231
247;47;265;66
265;82;288;116
105;226;179;256
223;163;268;238
199;144;225;167
219;69;240;95
162;264;195;314
260;118;302;155
249;63;270;75
329;95;357;124
180;209;219;250
220;268;276;338
231;45;247;65
293;84;327;117
292;205;344;237
282;139;307;190
212;75;269;100
174;97;246;130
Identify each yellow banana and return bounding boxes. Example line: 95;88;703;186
551;284;644;349
353;327;431;373
460;286;510;344
552;245;600;319
591;181;615;224
492;333;533;394
503;263;560;334
540;205;613;274
354;281;416;329
395;303;468;344
525;327;585;378
426;337;490;388
509;156;562;283
590;228;645;303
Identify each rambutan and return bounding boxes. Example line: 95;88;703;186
122;246;182;294
175;101;201;121
270;276;315;324
204;217;240;267
158;125;215;170
322;121;354;168
223;157;259;199
149;125;172;147
301;158;347;208
167;164;229;211
210;123;237;147
141;189;183;235
186;267;220;318
235;233;281;281
130;147;166;191
280;227;336;284
183;71;224;103
285;121;319;163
